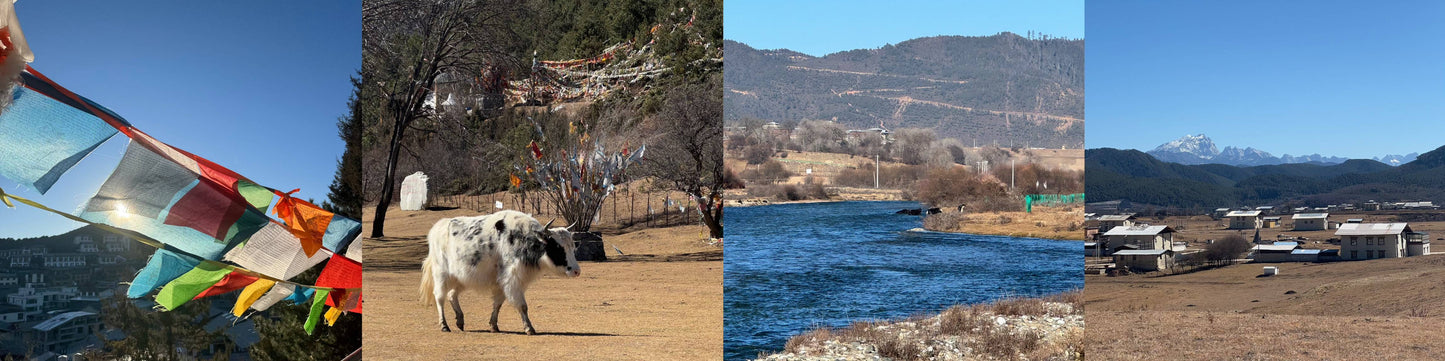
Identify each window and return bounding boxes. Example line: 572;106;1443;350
1366;238;1374;245
1351;239;1358;246
1351;250;1358;259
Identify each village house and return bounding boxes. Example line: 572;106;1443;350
1255;206;1275;215
1292;213;1329;231
1101;224;1175;252
1112;249;1174;272
1096;214;1137;234
1261;216;1281;228
1250;242;1302;263
1225;210;1263;229
1335;223;1429;260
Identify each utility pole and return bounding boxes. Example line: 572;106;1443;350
874;153;880;189
1010;159;1015;191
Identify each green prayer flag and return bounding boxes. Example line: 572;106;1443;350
236;180;275;212
154;262;232;311
305;288;331;335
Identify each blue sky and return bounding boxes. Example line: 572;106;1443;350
0;1;358;238
725;0;1083;56
1087;0;1445;158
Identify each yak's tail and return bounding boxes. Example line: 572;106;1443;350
419;254;435;303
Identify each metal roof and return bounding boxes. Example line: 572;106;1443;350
1226;210;1262;217
1292;213;1328;219
1335;223;1411;236
1113;249;1171;256
33;311;94;332
1253;244;1300;252
1291;249;1323;255
1098;214;1135;221
1102;225;1174;236
1272;241;1300;246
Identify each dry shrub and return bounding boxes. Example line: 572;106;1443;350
833;163;927;188
977;327;1042;360
746;184;827;201
993;297;1049;317
939;305;987;335
739;160;791;185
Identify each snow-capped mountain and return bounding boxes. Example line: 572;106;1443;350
1147;134;1220;164
1144;134;1396;166
1374;153;1419;166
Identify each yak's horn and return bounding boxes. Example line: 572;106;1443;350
543;218;556;229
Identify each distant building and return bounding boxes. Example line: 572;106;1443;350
1250;243;1302;263
1335;223;1427;260
1101;224;1176;252
1097;214;1138;234
1112;249;1174;272
1255;206;1275;215
1291;213;1329;231
1225;210;1263;229
1261;216;1281;228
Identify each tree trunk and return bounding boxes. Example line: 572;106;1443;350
370;122;407;238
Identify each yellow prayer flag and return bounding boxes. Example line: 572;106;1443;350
324;306;343;326
232;278;277;317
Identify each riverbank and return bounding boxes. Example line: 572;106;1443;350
761;292;1083;361
724;187;907;207
922;206;1085;241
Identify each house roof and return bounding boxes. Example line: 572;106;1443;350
1083;242;1098;247
1292;213;1329;220
1336;223;1411;236
33;311;94;332
1263;217;1282;221
1226;210;1262;217
1114;249;1171;256
1253;244;1300;252
1098;214;1135;221
1291;249;1323;255
1102;225;1174;236
1272;241;1300;246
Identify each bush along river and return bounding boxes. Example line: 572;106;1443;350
723;201;1082;360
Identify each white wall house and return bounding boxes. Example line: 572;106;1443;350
1292;213;1328;231
1335;223;1426;260
1225;210;1263;229
1113;249;1174;272
1102;225;1176;252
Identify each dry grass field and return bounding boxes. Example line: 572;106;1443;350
1086;250;1445;360
361;205;723;360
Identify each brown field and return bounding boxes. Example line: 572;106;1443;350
1086;252;1445;359
362;205;723;360
924;205;1086;240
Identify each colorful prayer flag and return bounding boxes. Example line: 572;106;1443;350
127;249;201;298
232;278;277;317
273;191;332;256
0;87;118;194
191;270;258;300
315;255;362;290
154;262;233;311
322;215;361;253
223;222;329;280
305;288;331;335
248;282;295;312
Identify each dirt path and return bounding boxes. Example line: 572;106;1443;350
363;206;723;360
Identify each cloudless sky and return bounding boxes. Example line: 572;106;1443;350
725;0;1083;57
0;1;358;238
1087;0;1445;158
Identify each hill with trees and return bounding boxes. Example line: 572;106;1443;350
724;33;1083;149
1085;146;1445;210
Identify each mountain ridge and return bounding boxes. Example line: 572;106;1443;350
724;33;1084;148
1146;134;1416;166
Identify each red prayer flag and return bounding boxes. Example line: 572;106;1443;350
191;270;258;300
315;255;362;290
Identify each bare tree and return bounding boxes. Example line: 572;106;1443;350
891;128;936;165
362;0;519;237
1205;234;1251;265
643;80;725;239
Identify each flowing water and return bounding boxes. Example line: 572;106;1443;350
723;201;1081;360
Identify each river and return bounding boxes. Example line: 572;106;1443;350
723;200;1082;360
